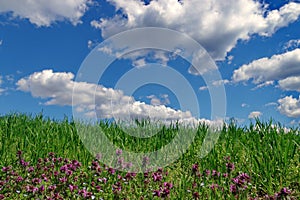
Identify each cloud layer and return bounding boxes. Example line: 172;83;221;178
16;69;222;126
92;0;300;60
0;0;90;26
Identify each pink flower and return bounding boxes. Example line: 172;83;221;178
16;176;23;183
27;166;34;173
116;149;122;156
193;192;200;199
39;185;45;192
48;152;55;157
108;167;115;175
17;150;22;157
210;183;219;191
32;187;38;193
48;185;57;192
96;185;101;192
66;170;73;176
54;171;59;177
192;164;198;173
20;159;29;167
163;182;173;189
59;177;67;183
162;188;170;198
153;190;161;197
152;172;163;182
60;165;68;173
69;184;75;192
32;178;41;185
2;166;11;172
230;184;237;194
205;169;211;176
226;163;235;172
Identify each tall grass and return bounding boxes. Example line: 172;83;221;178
0;113;299;199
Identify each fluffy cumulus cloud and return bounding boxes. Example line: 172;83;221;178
16;69;222;126
91;0;300;60
0;0;91;26
278;96;300;118
278;76;300;92
248;111;262;119
233;48;300;83
233;48;300;118
147;94;170;106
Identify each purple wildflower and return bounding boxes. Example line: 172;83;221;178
152;172;163;182
32;178;42;185
163;182;173;189
59;177;67;183
230;184;237;194
2;166;11;172
39;185;45;192
210;183;219;191
153;189;161;197
193;192;200;199
27;166;34;173
116;149;122;156
16;176;23;183
205;169;211;176
226;163;235;172
192;164;198;173
108;167;115;175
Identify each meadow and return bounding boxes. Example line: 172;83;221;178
0;113;299;199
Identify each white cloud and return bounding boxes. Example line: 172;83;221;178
97;46;171;68
284;39;300;50
265;102;278;107
251;80;274;90
233;48;300;83
147;94;170;106
278;95;300;118
278;76;300;92
212;79;230;86
241;103;249;108
232;48;300;118
0;40;2;46
233;48;300;119
91;0;300;60
88;40;93;49
0;76;5;95
248;111;262;119
133;58;146;68
199;86;208;91
0;0;91;26
199;79;229;91
227;55;234;64
16;69;222;126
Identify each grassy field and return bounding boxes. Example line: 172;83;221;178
0;113;299;199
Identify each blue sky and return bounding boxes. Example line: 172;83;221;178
0;0;300;126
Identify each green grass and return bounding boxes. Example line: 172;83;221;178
0;113;299;199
